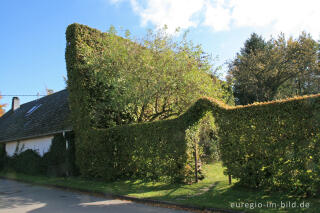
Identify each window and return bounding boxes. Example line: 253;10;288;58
25;104;42;116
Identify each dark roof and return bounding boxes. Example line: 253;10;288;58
0;89;71;143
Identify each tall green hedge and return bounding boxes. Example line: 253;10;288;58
79;120;186;182
190;95;320;196
65;23;320;193
65;23;209;182
75;93;320;190
216;95;320;196
77;112;215;182
172;94;320;194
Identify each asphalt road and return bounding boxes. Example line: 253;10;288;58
0;179;189;213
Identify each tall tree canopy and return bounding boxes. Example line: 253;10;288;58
0;93;6;116
86;27;234;128
228;32;320;105
276;33;320;98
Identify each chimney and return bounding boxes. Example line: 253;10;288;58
12;97;20;111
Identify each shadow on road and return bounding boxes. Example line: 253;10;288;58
0;179;187;213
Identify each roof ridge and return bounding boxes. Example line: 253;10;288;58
19;89;68;107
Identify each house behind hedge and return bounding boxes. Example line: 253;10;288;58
0;89;72;156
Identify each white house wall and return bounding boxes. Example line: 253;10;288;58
5;136;54;157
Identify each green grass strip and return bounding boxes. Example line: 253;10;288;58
1;163;319;213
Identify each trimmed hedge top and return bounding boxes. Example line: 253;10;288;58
202;93;320;110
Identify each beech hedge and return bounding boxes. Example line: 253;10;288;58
216;95;320;196
77;93;320;190
65;23;320;194
65;23;210;182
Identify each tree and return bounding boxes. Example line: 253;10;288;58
228;32;320;105
276;32;320;98
240;33;268;56
0;93;6;116
228;33;286;105
86;27;234;128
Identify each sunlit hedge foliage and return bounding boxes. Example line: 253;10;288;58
65;23;226;182
208;94;320;196
66;23;320;193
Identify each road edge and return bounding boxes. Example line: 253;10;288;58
0;176;243;213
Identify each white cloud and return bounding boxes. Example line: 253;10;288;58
228;0;320;38
109;0;320;38
203;0;231;31
129;0;205;33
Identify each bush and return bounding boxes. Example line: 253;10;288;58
7;149;44;175
4;133;78;177
0;143;6;171
43;132;78;177
43;134;67;176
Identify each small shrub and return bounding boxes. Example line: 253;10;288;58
0;143;6;171
8;149;44;175
43;134;67;176
4;133;78;177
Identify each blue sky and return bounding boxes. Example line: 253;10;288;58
1;0;319;112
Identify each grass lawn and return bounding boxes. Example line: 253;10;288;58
0;162;319;213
